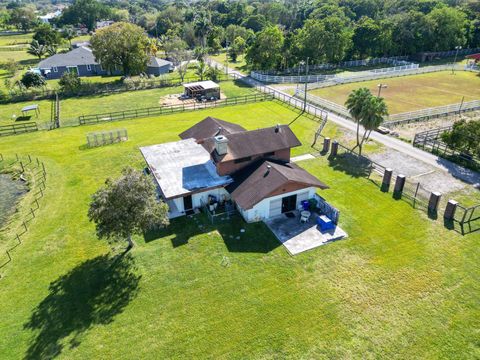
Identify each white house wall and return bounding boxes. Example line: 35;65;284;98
239;187;317;223
166;187;230;219
192;188;230;208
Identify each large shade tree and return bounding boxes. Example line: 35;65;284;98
345;87;388;155
88;167;169;251
91;22;149;76
246;25;284;70
58;0;111;32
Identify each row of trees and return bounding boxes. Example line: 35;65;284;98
3;0;478;71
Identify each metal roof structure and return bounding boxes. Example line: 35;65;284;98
140;138;233;200
183;80;220;91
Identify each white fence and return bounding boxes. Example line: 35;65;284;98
385;100;480;126
252;63;419;84
295;89;480;127
255;56;410;75
306;64;466;90
295;89;351;118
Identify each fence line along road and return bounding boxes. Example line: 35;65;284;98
251;61;418;84
306;64;468;90
385;100;480;127
252;56;411;77
294;89;351;118
295;89;480;128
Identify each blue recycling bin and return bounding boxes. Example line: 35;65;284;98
317;215;334;231
301;200;310;210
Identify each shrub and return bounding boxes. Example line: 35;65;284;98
20;72;46;88
59;72;82;93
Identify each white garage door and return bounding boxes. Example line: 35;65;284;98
269;198;282;218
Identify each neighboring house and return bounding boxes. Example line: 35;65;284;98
147;57;173;75
141;117;328;222
38;10;62;24
96;20;114;30
37;46;108;79
36;46;173;79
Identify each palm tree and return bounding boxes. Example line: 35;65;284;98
27;40;47;60
195;59;208;81
345;87;372;152
345;87;388;155
46;45;58;57
62;26;77;48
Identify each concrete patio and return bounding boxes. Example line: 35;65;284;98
264;211;348;255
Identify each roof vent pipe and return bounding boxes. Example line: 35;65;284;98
275;124;280;133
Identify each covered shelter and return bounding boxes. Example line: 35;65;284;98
21;104;40;118
466;53;480;63
183;80;220;100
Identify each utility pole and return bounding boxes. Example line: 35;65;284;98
452;46;462;75
225;41;229;76
303;57;309;112
377;83;388;97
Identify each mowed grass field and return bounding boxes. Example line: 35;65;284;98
0;79;256;127
310;71;480;114
0;100;479;359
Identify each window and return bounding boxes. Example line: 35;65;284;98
234;156;252;164
86;64;91;71
53;66;58;73
264;151;275;157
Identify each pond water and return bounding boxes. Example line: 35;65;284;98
0;174;28;228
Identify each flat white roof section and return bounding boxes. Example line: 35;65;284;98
183;80;219;90
140;138;233;199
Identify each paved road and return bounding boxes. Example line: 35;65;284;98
211;59;480;187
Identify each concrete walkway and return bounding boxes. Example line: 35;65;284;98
291;154;315;162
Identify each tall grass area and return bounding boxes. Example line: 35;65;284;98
0;102;478;359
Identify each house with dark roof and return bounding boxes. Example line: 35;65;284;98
140;117;329;222
36;46;173;79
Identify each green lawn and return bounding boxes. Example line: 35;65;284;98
310;70;480;114
0;100;478;359
210;52;248;72
0;79;256;127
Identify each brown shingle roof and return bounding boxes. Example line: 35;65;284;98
227;160;328;210
202;125;301;162
179;117;246;141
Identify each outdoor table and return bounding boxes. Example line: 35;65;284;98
21;104;40;118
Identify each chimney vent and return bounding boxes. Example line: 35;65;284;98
214;135;228;155
275;124;280;133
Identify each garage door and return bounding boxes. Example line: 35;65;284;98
296;191;309;207
269;198;282;217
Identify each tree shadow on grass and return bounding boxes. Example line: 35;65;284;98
23;254;141;360
144;214;281;253
327;153;372;178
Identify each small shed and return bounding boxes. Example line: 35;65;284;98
183;80;220;100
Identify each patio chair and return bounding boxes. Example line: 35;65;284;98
300;211;310;224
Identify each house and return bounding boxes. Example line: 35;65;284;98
38;10;62;24
183;81;221;100
36;46;173;79
37;46;107;79
96;20;115;30
147;56;173;76
140;117;328;222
